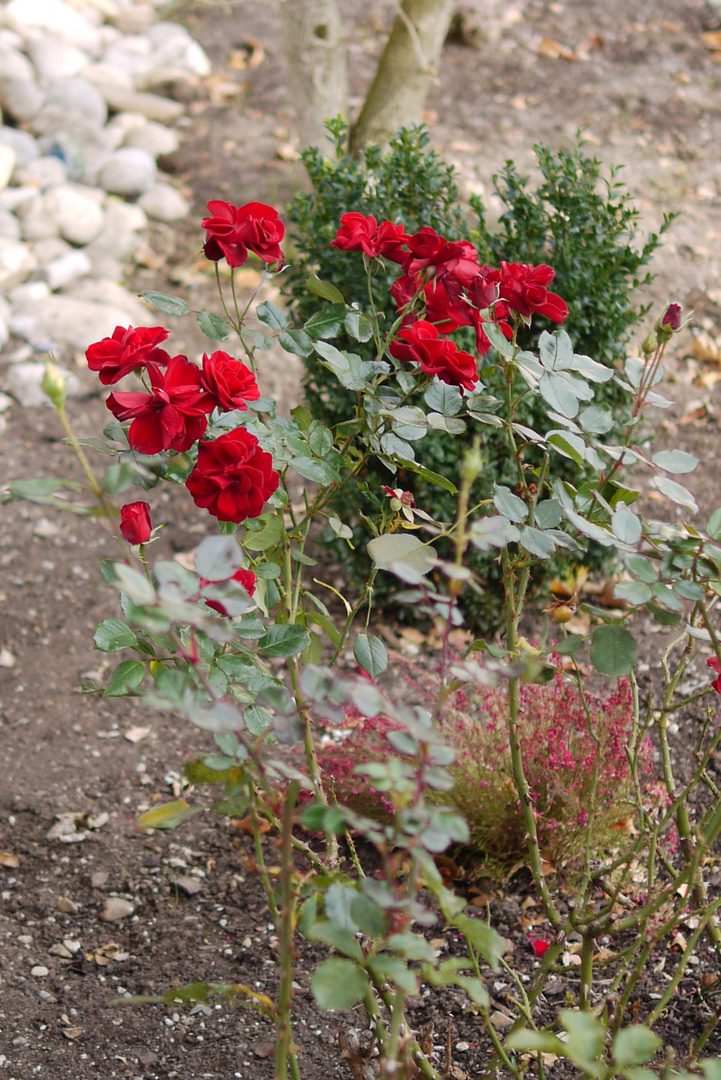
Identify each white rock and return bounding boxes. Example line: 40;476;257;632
151;34;211;78
38;123;112;186
0;237;37;289
103;35;154;78
98;146;155;196
0;126;40;165
44;183;105;245
85;250;122;280
100;86;184;122
67;278;149;322
42;249;92;290
0;78;45;122
15;155;68;190
0;391;11;412
0;313;8;350
124;121;178;158
27;37;90;80
0;42;35;81
8;281;51;307
30;965;49;977
0;295;10;321
0;209;20;241
104;200;147;234
5;0;102;52
0;186;39;212
17;194;61;242
0;145;16;191
105;111;147;150
17;294;152;351
138;182;189;222
32;236;72;263
81;61;134;95
45;77;107;127
5;361;80;407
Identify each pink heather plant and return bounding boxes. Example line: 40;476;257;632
317;664;652;877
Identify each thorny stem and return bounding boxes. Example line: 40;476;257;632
275;781;300;1080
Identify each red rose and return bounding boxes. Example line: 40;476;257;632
661;303;682;330
200;567;256;616
390;320;478;391
106;355;215;455
423;279;474;334
708;657;721;695
499;262;568;323
119;501;152;544
331;213;409;263
201;351;260;412
404;228;479;289
390;274;420;311
86;325;170;386
186;427;280;523
465;266;502;311
202;200;284;268
530;937;552;958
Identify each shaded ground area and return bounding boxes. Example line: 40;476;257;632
3;1;721;1077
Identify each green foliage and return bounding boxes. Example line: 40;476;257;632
283;126;672;625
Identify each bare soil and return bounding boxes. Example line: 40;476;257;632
3;1;721;1077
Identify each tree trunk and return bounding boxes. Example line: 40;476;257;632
350;0;455;154
279;0;349;151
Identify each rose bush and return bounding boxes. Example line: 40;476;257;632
10;189;721;1080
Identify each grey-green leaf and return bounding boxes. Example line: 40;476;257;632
311;957;368;1011
590;624;637;676
353;633;388;678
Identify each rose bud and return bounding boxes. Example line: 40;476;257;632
119;501;152;545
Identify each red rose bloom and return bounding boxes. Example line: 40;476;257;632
499;262;568;323
200;567;256;616
119;501;152;544
531;937;552;958
661;303;682;330
201;351;260;412
331;213;409;263
390;320;478;391
106;355;215;455
708;656;721;695
404;228;480;289
86;325;170;386
186;427;280;523
202;200;285;268
390;274;420;311
424;279;474;334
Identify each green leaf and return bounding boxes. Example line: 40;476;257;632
137;800;202;830
306;274;345;304
369;955;418;994
256;300;288;330
520;526;556;559
305;920;363;960
470;516;520;550
493;485;528;523
579;404;614;434
301;804;346;833
453;913;506;970
707;508;721;540
278;329;314;356
625;553;657;583
367;534;436;581
539;371;580;418
548;431;585;467
613;1027;662;1066
506;1030;565;1054
614;581;653;606
94;618;138;652
311;957;368;1011
198;310;231;341
535;499;563;529
652;449;699;475
353;634;387;678
140;291;189;317
344;309;374;342
611;502;642;545
291;456;337;484
394;459;457;495
653;475;698;514
325;883;360;931
243;513;284;552
555;634;585;655
104;660;145;697
424;381;463;416
590;624;637;676
258;624;311;658
195;534;244;580
305;303;347;340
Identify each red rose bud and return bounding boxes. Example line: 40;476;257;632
390;320;478;391
106;354;215;455
531;937;552;958
332;213;409;263
499;262;568;323
708;656;721;695
661;303;682;330
119;501;152;544
186;427;279;523
202;200;284;268
86;325;170;386
200;351;260;412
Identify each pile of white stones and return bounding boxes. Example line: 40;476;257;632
0;0;211;413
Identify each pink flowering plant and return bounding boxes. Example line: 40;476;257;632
9;195;721;1079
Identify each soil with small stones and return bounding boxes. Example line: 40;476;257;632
3;1;721;1077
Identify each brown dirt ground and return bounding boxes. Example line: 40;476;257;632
3;1;721;1077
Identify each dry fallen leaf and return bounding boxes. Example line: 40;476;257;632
62;1027;84;1040
700;31;721;51
688;331;721;363
0;851;19;868
537;37;577;60
276;142;301;162
231;816;271;836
